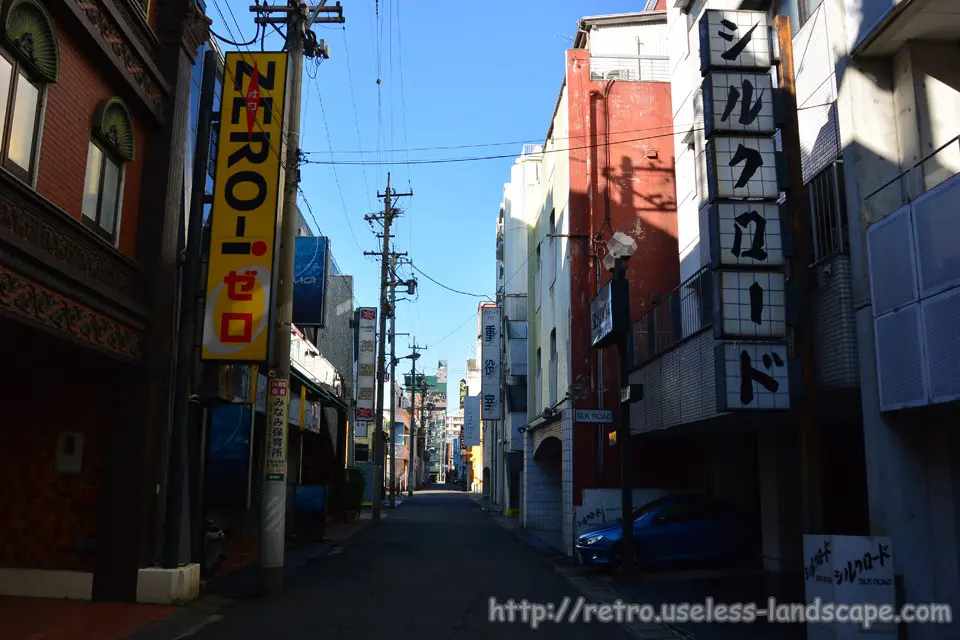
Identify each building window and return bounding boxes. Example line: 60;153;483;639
82;97;135;243
1;0;60;183
772;0;824;30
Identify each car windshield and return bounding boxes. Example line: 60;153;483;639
631;497;671;521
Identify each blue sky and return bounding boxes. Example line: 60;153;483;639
213;0;643;408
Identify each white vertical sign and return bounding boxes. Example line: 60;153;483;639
354;307;377;437
480;306;502;420
463;395;481;447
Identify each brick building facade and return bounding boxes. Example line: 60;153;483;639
0;0;208;601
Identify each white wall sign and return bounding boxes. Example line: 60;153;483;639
709;202;784;268
354;421;368;438
699;10;772;74
803;535;897;640
575;409;614;424
715;341;790;411
714;270;786;339
480;306;502;420
463;395;481;447
706;136;780;200
355;307;377;423
702;71;776;137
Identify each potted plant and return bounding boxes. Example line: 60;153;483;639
345;467;365;522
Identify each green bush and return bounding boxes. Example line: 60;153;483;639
345;467;365;510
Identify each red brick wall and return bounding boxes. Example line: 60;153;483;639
565;49;681;504
36;22;145;259
0;322;120;572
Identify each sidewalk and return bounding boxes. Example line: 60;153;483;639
123;513;381;640
0;515;380;640
0;596;175;640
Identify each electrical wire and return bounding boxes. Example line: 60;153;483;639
304;127;695;166
429;310;481;348
312;61;365;255
298;101;837;158
341;25;374;212
410;262;492;299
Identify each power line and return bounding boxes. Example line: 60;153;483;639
298;101;836;157
312;64;365;255
429;310;480;348
409;262;492;299
304;127;695;167
341;25;374;213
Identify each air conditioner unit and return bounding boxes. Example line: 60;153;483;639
604;70;625;80
674;0;694;10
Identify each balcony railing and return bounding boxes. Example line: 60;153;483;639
589;55;671;83
864;134;960;223
632;267;714;369
807;161;849;265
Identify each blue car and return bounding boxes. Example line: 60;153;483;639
575;494;756;568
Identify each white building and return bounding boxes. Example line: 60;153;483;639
632;0;960;632
491;146;542;516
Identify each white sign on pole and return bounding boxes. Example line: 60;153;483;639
355;308;377;425
714;270;787;339
716;342;790;411
575;409;614;424
463;395;481;447
702;71;776;137
706;136;780;200
708;202;784;268
802;535;897;640
480;306;501;420
698;10;772;73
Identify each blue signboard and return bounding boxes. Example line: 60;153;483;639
293;236;329;326
206;403;252;510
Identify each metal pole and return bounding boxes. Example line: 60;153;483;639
372;174;392;520
389;258;397;508
406;342;417;497
260;2;305;594
775;15;822;533
162;48;217;568
615;259;635;577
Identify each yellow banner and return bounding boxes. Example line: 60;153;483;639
202;51;288;362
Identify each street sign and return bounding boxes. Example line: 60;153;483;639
575;409;614;424
590;278;629;349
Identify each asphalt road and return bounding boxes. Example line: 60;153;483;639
179;485;634;639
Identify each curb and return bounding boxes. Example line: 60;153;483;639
486;508;683;640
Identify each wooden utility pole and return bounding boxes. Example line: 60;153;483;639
364;174;413;519
775;15;822;533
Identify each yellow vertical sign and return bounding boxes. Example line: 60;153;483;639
202;51;289;362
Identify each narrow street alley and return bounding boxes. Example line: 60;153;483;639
131;487;635;640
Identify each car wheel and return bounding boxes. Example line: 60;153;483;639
611;543;643;570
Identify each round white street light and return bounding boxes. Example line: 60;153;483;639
607;231;638;260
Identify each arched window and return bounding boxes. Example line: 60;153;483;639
82;97;135;243
1;0;59;182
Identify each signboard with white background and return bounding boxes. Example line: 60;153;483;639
480;307;502;420
698;9;792;411
463;395;481;447
716;342;790;411
708;202;784;268
802;535;896;640
354;307;377;437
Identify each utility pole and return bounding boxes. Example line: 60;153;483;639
775;15;822;533
386;256;409;507
365;174;413;520
251;0;344;595
405;339;422;497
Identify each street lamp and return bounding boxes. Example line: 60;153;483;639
591;231;637;577
610;231;637;577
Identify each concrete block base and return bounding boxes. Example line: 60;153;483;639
0;568;93;599
136;564;200;605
